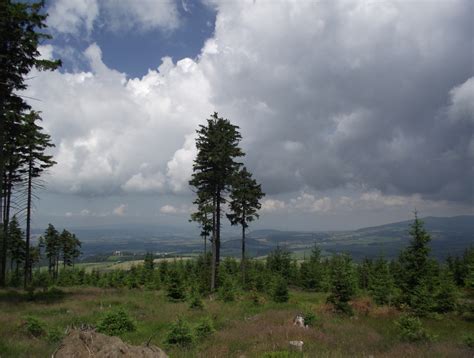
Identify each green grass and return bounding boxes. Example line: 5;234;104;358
0;288;472;357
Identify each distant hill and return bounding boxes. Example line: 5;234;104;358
222;215;474;260
48;215;472;261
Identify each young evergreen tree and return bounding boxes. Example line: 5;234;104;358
357;257;373;291
189;112;244;291
300;245;325;291
369;257;396;306
144;252;155;271
7;215;25;275
43;224;60;279
167;268;186;302
59;229;81;268
398;212;435;314
227;166;264;282
0;0;60;286
272;276;289;303
434;268;458;313
327;254;356;314
266;246;292;279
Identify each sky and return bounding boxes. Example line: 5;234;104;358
22;0;474;232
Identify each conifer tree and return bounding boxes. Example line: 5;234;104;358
369;257;396;306
167;268;186;302
300;245;325;291
327;254;356;314
7;215;25;275
0;0;60;286
189;112;244;291
190;192;213;255
43;224;60;279
434;268;458;313
398;212;435;314
21;111;55;286
227;166;264;282
272;275;289;303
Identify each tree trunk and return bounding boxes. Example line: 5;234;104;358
0;94;5;287
203;234;207;255
24;160;32;288
211;195;217;291
215;190;221;288
1;178;12;286
241;221;246;284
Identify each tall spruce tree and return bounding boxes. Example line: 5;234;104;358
398;212;435;315
21;111;55;286
227;166;264;281
0;0;60;286
189;112;244;291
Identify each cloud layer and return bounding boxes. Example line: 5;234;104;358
28;0;474;210
48;0;179;35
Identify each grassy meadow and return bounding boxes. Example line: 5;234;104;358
0;287;472;357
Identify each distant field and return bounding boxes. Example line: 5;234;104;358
74;257;194;272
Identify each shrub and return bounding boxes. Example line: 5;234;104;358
272;276;289;303
47;327;63;343
218;275;236;302
189;285;204;309
194;317;215;340
97;308;136;336
189;294;204;310
166;317;194;347
167;270;186;302
24;316;45;337
303;311;317;327
463;334;474;348
395;314;433;342
249;289;265;306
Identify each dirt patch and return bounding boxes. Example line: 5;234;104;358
54;329;168;358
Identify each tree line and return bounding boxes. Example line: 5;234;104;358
5;222;81;287
0;1;61;288
28;216;474;318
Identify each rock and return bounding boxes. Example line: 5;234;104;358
293;314;307;328
289;340;304;352
54;329;168;358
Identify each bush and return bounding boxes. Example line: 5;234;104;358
218;276;236;302
189;294;204;310
188;286;204;309
166;317;194;347
24;316;45;337
303;311;317;327
463;334;474;348
272;276;289;303
47;327;63;343
97;308;136;336
395;314;433;342
167;270;186;302
249;289;266;306
194;317;215;340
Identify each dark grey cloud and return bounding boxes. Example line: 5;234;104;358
203;0;473;203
